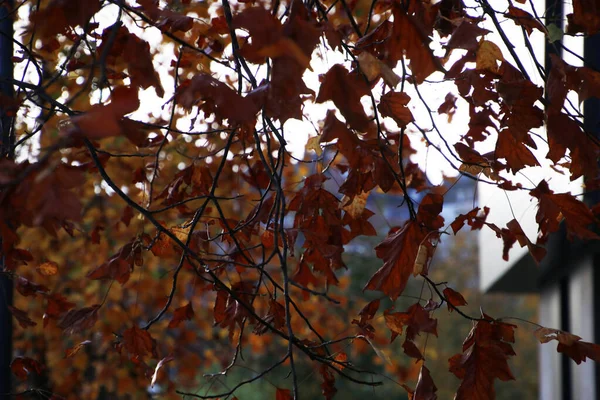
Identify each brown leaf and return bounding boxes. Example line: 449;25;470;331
123;326;157;359
8;305;36;328
534;327;600;364
414;365;438;400
378;92;414;128
87;240;142;284
168;302;195;328
531;180;599;240
476;40;504;73
316;64;372;132
384;302;438;343
443;287;468;312
58;304;100;334
176;74;261;124
15;276;49;297
495;129;539;173
450;314;516;399
365;194;444;300
71;86;140;140
504;6;546;35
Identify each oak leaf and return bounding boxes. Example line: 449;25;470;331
531;180;599;240
365;194;444;300
316;64;372;132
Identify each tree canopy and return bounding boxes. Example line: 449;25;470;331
1;0;600;399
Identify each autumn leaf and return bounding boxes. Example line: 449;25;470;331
168;302;195;328
316;64;372;132
276;388;292;400
11;357;44;381
378;91;415;128
65;340;92;358
36;261;59;276
58;305;100;335
123;325;157;359
476;40;504;73
534;327;600;364
384;302;438;343
414;365;438;400
504;6;546;35
531;180;599;240
450;314;516;399
443;287;468;312
71;86;140;140
365;194;444;300
8;305;37;328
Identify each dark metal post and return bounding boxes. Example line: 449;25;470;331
0;0;14;396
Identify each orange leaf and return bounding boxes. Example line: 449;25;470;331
443;287;468;312
65;340;92;358
36;261;59;276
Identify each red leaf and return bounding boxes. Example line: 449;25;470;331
11;357;43;381
123;326;157;359
443;287;468;312
402;338;424;360
168;302;195;328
